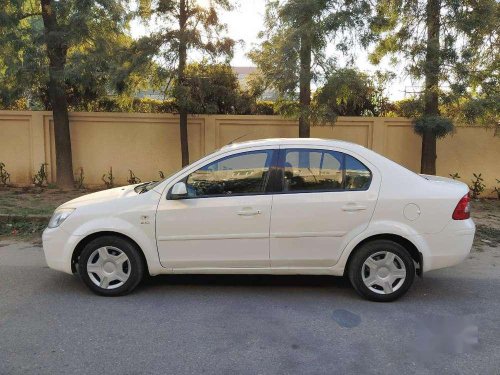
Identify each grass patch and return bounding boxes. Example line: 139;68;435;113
0;187;90;216
0;217;47;239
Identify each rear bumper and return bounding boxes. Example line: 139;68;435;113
412;219;475;273
42;227;83;274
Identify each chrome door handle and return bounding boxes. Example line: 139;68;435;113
342;204;367;212
237;209;261;216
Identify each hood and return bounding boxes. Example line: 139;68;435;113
60;185;139;208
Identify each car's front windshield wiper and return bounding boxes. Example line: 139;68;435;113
134;181;156;194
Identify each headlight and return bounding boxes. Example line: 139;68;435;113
48;208;75;228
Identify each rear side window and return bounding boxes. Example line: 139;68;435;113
284;150;343;192
282;149;372;192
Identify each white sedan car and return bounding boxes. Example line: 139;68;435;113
43;138;475;301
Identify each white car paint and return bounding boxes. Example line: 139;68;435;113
43;138;475;281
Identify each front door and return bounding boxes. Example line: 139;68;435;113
156;148;277;269
270;147;379;268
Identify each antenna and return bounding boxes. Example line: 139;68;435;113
226;132;253;146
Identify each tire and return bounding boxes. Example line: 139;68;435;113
348;240;415;302
78;235;144;296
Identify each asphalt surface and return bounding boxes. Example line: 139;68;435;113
1;241;499;375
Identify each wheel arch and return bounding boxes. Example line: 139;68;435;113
344;233;423;277
71;231;149;275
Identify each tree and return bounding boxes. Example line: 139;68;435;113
0;0;133;187
138;0;234;166
249;0;371;137
313;68;393;118
369;0;499;174
180;62;252;114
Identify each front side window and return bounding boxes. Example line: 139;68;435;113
185;150;274;197
282;149;372;192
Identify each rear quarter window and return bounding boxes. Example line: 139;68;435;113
344;154;372;190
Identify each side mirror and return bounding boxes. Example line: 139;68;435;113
170;181;188;199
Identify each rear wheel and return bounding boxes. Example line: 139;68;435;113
348;240;415;302
78;236;144;296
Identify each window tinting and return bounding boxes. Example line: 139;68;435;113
344;154;372;190
284;150;343;191
282;149;372;192
186;150;273;197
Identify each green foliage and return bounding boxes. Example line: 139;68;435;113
102;167;114;189
173;62;253;115
469;173;486;199
0;0;148;110
127;170;141;185
312;68;392;122
369;0;499;126
390;99;425;119
32;163;48;187
74;167;85;189
0;162;11;186
249;0;372;107
449;173;461;180
252;101;275;116
414;115;454;138
136;0;235;105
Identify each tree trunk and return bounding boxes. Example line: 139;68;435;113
421;0;441;175
298;29;312;138
40;0;74;188
178;0;189;167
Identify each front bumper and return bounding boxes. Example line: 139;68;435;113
42;227;83;274
413;219;475;273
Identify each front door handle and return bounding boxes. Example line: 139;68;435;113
237;209;262;216
342;204;367;212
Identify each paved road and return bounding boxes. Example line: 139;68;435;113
1;241;499;375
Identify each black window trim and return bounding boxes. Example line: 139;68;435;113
167;149;279;200
275;148;372;195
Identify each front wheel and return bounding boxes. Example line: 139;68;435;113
78;236;144;296
348;240;415;302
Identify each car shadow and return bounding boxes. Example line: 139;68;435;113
141;273;352;289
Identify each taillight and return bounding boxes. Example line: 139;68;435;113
452;193;471;220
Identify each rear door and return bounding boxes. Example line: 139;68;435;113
269;146;379;267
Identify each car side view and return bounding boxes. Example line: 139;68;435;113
42;138;475;301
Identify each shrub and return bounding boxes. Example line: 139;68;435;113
469;173;485;199
494;179;500;200
252;101;275;115
32;163;49;187
102;167;114;189
74;167;85;189
127;170;141;185
0;162;11;186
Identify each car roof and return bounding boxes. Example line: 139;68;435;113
220;138;367;152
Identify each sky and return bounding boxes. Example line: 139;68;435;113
130;0;415;100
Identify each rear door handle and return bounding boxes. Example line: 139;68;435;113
342;204;367;212
237;209;262;216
